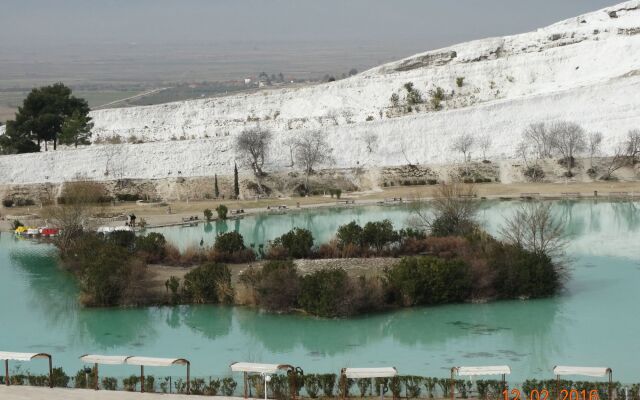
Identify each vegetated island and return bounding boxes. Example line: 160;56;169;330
40;181;568;318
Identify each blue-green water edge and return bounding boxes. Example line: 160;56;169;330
1;200;639;382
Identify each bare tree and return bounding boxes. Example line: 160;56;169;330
295;130;334;190
362;132;378;154
549;121;586;176
400;139;416;168
478;134;492;161
43;180;103;254
523;123;553;159
602;142;630;180
451;133;474;162
410;182;479;236
626;129;640;164
499;202;567;260
235;127;272;177
515;140;533;167
587;131;603;169
283;137;297;167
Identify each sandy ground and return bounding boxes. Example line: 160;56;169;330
1;181;638;232
0;386;251;400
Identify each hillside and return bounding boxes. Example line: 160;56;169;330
2;0;640;185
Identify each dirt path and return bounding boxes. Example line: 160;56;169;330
1;182;638;232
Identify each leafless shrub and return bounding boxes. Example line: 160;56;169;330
548;121;586;176
410;183;479;236
235;127;272;177
451;133;474;163
522;123;554;159
499;202;567;260
626;129;640;163
587;131;603;168
477;134;492;160
294;130;334;190
44;180;106;253
362;132;378;154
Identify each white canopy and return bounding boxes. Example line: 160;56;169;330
343;367;398;378
230;362;292;374
0;352;50;361
553;366;612;377
454;366;511;376
80;355;130;365
80;355;189;367
126;357;189;367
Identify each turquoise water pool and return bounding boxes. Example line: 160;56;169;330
1;200;639;382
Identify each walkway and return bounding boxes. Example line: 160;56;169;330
0;386;251;400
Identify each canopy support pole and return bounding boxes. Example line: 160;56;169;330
556;375;560;400
608;371;612;400
450;369;455;400
4;360;8;386
48;356;53;388
244;371;248;399
502;374;506;396
186;362;191;395
140;365;145;393
341;369;346;400
94;363;99;390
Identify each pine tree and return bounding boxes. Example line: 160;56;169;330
233;163;240;199
214;174;219;198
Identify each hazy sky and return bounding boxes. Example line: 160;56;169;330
2;0;617;47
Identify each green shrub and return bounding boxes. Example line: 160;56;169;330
165;276;181;304
51;367;70;388
305;375;321;398
362;219;398;251
430;87;445;110
430;214;477;237
2;198;13;207
182;262;232;304
221;377;238;396
336;221;363;248
299;268;350;317
12;219;24;230
273;228;314;258
135;232;167;263
456;77;465;87
404;82;423;105
319;374;337;397
216;204;228;219
205;378;222;396
356;378;372;397
524;165;545;181
102;377;118;390
123;375;139;391
214;231;245;253
116;193;141;202
74;368;96;389
489;244;559;299
254;260;301;312
106;230;136;248
384;256;472;306
203;208;213;221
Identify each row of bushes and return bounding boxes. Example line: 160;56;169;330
383;179;438;187
462;178;495;184
0;370;624;400
2;198;36;207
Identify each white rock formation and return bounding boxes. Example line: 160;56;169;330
2;1;640;184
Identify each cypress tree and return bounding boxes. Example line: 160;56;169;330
214;174;219;198
233;163;240;199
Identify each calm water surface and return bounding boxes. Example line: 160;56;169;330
1;200;639;382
